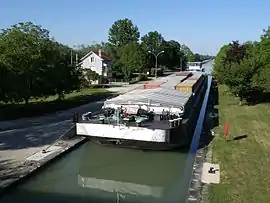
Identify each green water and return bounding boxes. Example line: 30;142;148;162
0;141;190;203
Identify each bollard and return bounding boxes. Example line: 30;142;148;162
73;112;79;123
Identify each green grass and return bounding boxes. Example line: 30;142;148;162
209;85;270;203
0;88;114;121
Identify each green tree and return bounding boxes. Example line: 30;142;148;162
224;58;257;104
119;42;145;82
0;22;50;104
0;22;82;103
213;40;260;104
160;40;184;69
0;61;9;102
108;18;140;47
212;44;230;83
141;31;164;52
180;44;195;62
251;37;270;92
42;41;81;100
261;26;270;40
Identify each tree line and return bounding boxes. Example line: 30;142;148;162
0;22;81;104
0;19;212;104
75;18;213;81
213;26;270;104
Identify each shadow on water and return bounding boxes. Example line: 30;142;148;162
1;189;141;203
198;78;219;149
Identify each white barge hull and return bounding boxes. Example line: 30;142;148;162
76;123;169;142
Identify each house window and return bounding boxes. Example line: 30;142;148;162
90;57;95;62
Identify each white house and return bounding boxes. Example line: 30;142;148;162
79;49;112;78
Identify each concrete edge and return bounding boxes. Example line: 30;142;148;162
0;130;87;198
186;147;205;202
200;142;213;203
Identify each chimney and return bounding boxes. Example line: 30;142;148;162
98;49;102;57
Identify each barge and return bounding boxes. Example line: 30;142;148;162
75;72;207;150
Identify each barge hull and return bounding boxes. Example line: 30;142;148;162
86;137;188;151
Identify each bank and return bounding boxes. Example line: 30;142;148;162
209;85;270;203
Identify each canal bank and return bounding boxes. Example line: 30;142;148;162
0;126;87;197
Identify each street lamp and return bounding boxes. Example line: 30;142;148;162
179;47;183;71
148;50;164;78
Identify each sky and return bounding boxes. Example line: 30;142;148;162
0;0;269;55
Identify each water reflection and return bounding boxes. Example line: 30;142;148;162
0;141;189;203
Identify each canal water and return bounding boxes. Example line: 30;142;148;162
0;142;190;203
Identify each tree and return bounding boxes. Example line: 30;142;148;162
141;31;164;52
224;57;257;104
108;18;140;47
225;41;247;65
0;61;9;102
212;44;230;83
261;26;270;40
160;40;184;69
141;31;165;70
0;22;51;104
119;42;145;82
42;41;81;100
0;22;82;103
180;44;195;62
213;40;260;104
251;37;270;92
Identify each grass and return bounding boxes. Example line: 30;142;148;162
0;88;114;121
209;85;270;203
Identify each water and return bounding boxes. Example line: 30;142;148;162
203;60;214;75
0;142;190;203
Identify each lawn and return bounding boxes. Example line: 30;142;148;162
209;85;270;203
0;88;114;121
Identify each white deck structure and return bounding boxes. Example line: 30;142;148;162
104;88;192;115
187;62;203;72
76;73;203;143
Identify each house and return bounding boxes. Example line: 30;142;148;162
79;49;112;78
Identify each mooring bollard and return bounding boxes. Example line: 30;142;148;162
73;112;79;123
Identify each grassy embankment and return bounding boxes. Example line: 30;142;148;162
209;85;270;203
0;88;114;121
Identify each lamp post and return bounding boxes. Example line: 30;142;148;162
148;50;164;78
179;47;183;71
